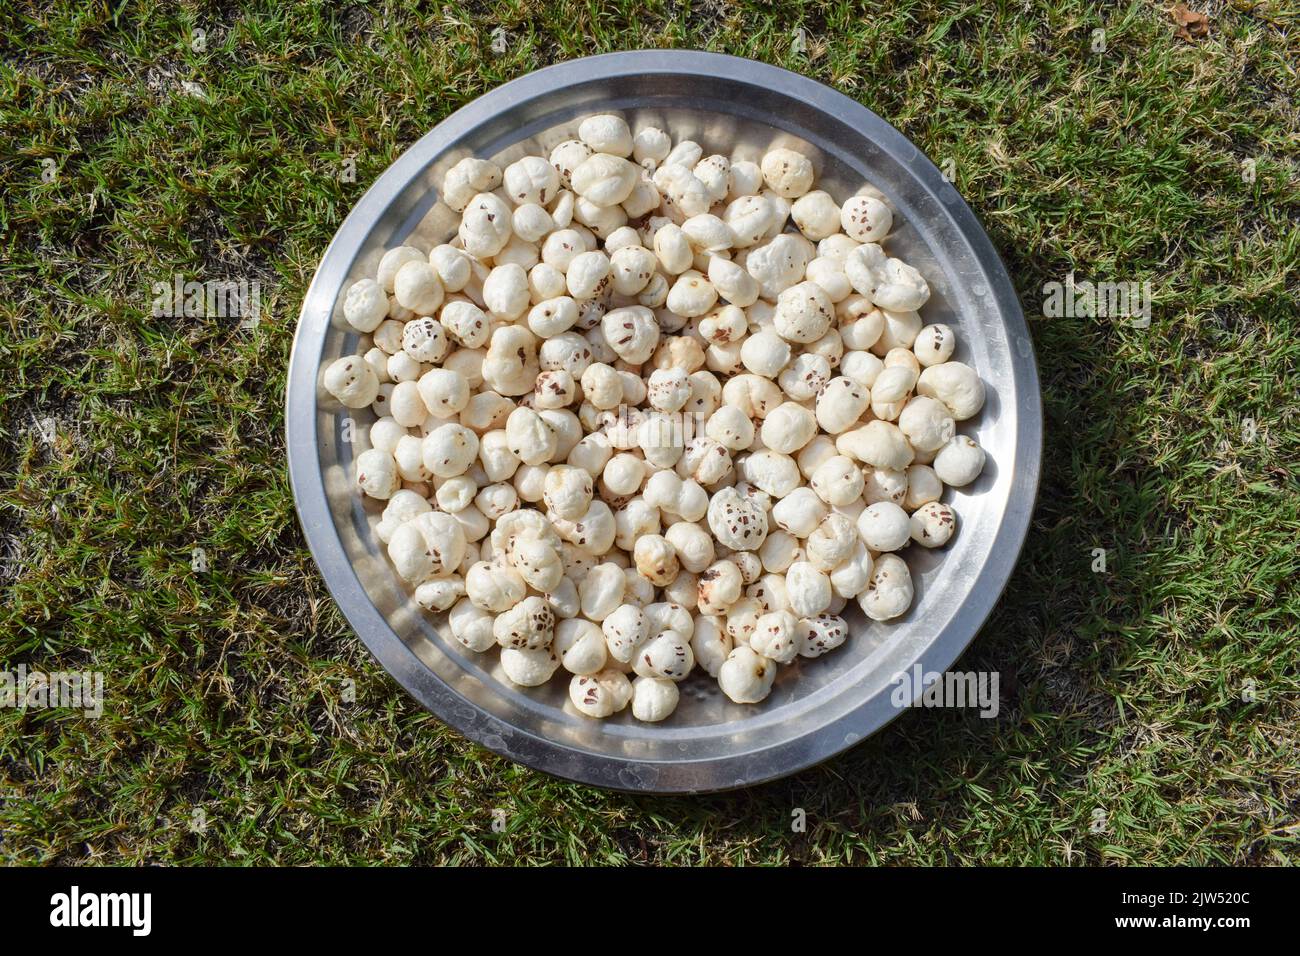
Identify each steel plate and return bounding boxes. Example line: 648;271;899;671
286;50;1042;793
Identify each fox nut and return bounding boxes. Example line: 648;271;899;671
871;364;918;406
602;603;649;663
554;618;608;676
829;540;873;600
689;615;733;677
542;464;593;521
388;381;428;428
898;396;956;452
798;613;849;658
415;576;465;613
632;126;671;165
740;330;792;378
458;192;514;259
749;609;800;664
809;455;865;507
572;153;639;207
601;306;660;364
503;155;560;206
718;645;778;704
857;501;912;552
343;278;389;332
913;323;956;366
837;420;914;471
705;405;754;451
746;234;812;300
739;450;801;498
647;366;692;413
323;356;380;408
355;448;400;500
840;194;893;243
631;676;679;722
772;487;828;538
422;423;480;477
565;250;611;300
510;533;566;593
430;244;474;293
633;630;694;680
858;552;914;622
910;501;956;548
481;325;539;396
804;512;858;571
916;362;986;420
666;271;719;318
904;464;944;511
448;597;496;652
416;368;469;418
664;521;715;573
550;140;594;188
761;402;818;454
785;562;833;619
376;489;431;544
760;147;815;199
569;669;632;718
579;562;627;621
707;486;769;551
467;561;527;613
814;377;870;435
483;263;531;321
932;435;986;487
633;534;680;587
791;190;842;241
862;466;908;506
439;299;490;349
697;560;744;616
578;114;633;157
500;645;561;687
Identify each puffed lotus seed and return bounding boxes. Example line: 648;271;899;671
760;147;815;199
322;112;1000;721
857;501;912;552
932;435;986;487
718;645;777;704
858;552;913;622
798;613;848;658
910;500;956;548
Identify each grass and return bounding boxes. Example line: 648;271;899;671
1;0;1297;865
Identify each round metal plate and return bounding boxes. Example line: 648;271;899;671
286;50;1041;793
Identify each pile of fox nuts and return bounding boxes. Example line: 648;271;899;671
322;113;990;723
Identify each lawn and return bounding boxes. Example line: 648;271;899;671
1;0;1297;865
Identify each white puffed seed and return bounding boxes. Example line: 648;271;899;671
760;148;815;199
578;114;633;157
857;501;912;552
809;455;864;507
761;402;818;455
910;501;956;548
840;194;893;243
356;448;400;500
858;552;913;622
554;618;608;675
904;464;944;511
932;435;986;487
718;645;777;703
917;361;986;420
